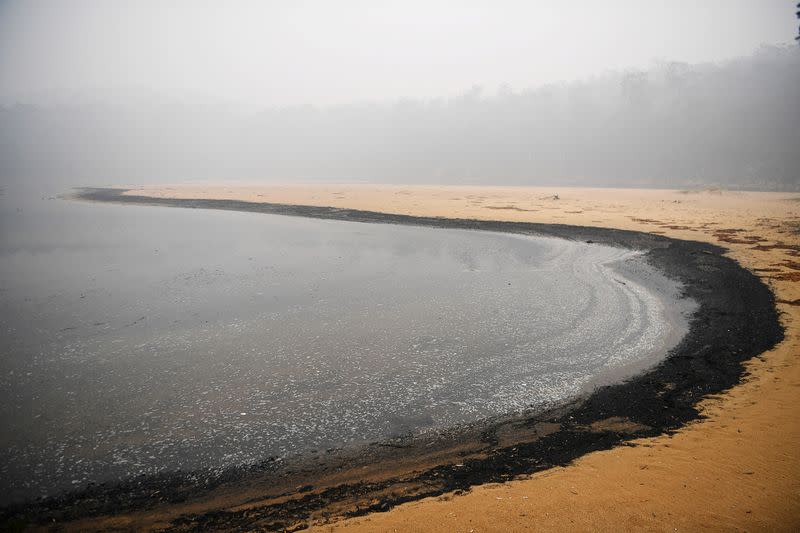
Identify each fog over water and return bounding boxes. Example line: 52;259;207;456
0;1;798;190
1;3;768;505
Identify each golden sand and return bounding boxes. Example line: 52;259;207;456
124;183;800;531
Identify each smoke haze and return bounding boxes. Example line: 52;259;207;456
0;1;798;190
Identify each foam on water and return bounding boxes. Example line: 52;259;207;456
0;190;693;503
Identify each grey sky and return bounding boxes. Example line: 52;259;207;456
0;0;796;107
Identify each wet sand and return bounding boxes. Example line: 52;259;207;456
9;184;800;531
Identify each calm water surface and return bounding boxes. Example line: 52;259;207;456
0;188;690;503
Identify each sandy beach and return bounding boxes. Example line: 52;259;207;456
7;183;791;532
109;183;800;532
3;2;796;530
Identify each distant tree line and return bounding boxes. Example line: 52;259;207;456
1;45;798;190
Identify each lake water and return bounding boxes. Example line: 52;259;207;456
0;188;690;503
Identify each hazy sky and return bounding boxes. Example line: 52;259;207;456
0;0;796;107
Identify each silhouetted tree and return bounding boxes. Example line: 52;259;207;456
796;3;799;41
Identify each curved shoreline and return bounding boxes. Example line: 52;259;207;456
1;187;784;531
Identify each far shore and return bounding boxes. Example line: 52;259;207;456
10;184;800;531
